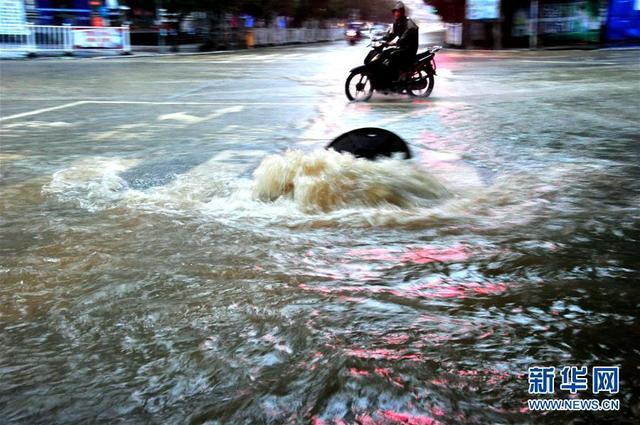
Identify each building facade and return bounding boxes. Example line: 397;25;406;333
444;0;639;48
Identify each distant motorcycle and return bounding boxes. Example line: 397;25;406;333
345;27;362;45
345;40;441;101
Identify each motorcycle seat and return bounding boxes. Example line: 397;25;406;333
415;51;431;62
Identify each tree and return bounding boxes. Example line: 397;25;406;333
423;0;465;23
122;0;397;50
127;0;396;24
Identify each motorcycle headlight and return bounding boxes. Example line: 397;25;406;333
346;30;357;36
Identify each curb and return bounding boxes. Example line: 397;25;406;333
1;40;345;61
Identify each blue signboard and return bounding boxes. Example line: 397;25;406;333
0;0;28;34
35;0;91;25
467;0;501;20
608;0;640;41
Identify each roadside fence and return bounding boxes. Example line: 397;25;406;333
1;25;343;55
249;28;344;47
0;24;131;55
445;23;463;47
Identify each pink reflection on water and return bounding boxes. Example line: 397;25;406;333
446;368;513;388
391;280;509;300
338;295;368;303
470;282;508;295
417;131;450;151
356;412;440;425
310;416;326;425
401;245;470;264
486;372;511;386
423;333;450;345
478;330;494;339
429;287;466;298
353;414;377;425
301;244;478;292
298;279;510;301
348;368;371;377
303;255;384;281
347;244;471;266
382;334;411;345
295;243;514;304
303;264;347;280
419;151;464;174
347;248;397;262
380;410;442;425
416;314;440;323
346;348;423;362
374;367;392;379
449;369;478;376
430;406;445;417
298;283;333;294
298;283;384;295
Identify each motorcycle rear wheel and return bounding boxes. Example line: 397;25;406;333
345;71;373;102
407;70;434;97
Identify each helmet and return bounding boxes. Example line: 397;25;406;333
392;1;406;13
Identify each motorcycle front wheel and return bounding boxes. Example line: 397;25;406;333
407;70;434;97
345;71;373;102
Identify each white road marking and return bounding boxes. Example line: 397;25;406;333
158;105;244;124
112;51;311;66
168;83;216;99
0;101;86;122
138;80;212;84
1;99;438;123
518;59;619;66
92;123;149;141
81;100;319;106
2;121;74;129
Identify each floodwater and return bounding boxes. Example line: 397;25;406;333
1;44;639;424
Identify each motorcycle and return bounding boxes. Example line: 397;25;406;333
345;40;441;101
345;28;362;45
344;28;362;46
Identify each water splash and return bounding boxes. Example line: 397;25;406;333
42;156;232;213
39;149;595;233
252;149;451;213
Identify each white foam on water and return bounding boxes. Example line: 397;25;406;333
41;149;456;228
42;148;606;230
252;149;450;213
0;153;25;162
42;151;260;214
1;121;74;129
44;157;170;213
43;157;140;212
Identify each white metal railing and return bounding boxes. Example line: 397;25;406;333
0;24;131;55
1;25;342;55
445;23;463;46
251;27;343;47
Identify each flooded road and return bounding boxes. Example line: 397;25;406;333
1;43;639;424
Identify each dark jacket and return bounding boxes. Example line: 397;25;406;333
384;17;419;56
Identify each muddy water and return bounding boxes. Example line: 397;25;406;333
1;46;639;424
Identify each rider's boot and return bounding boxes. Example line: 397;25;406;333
391;74;401;84
392;69;411;84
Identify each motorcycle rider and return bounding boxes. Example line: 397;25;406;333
383;1;419;83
